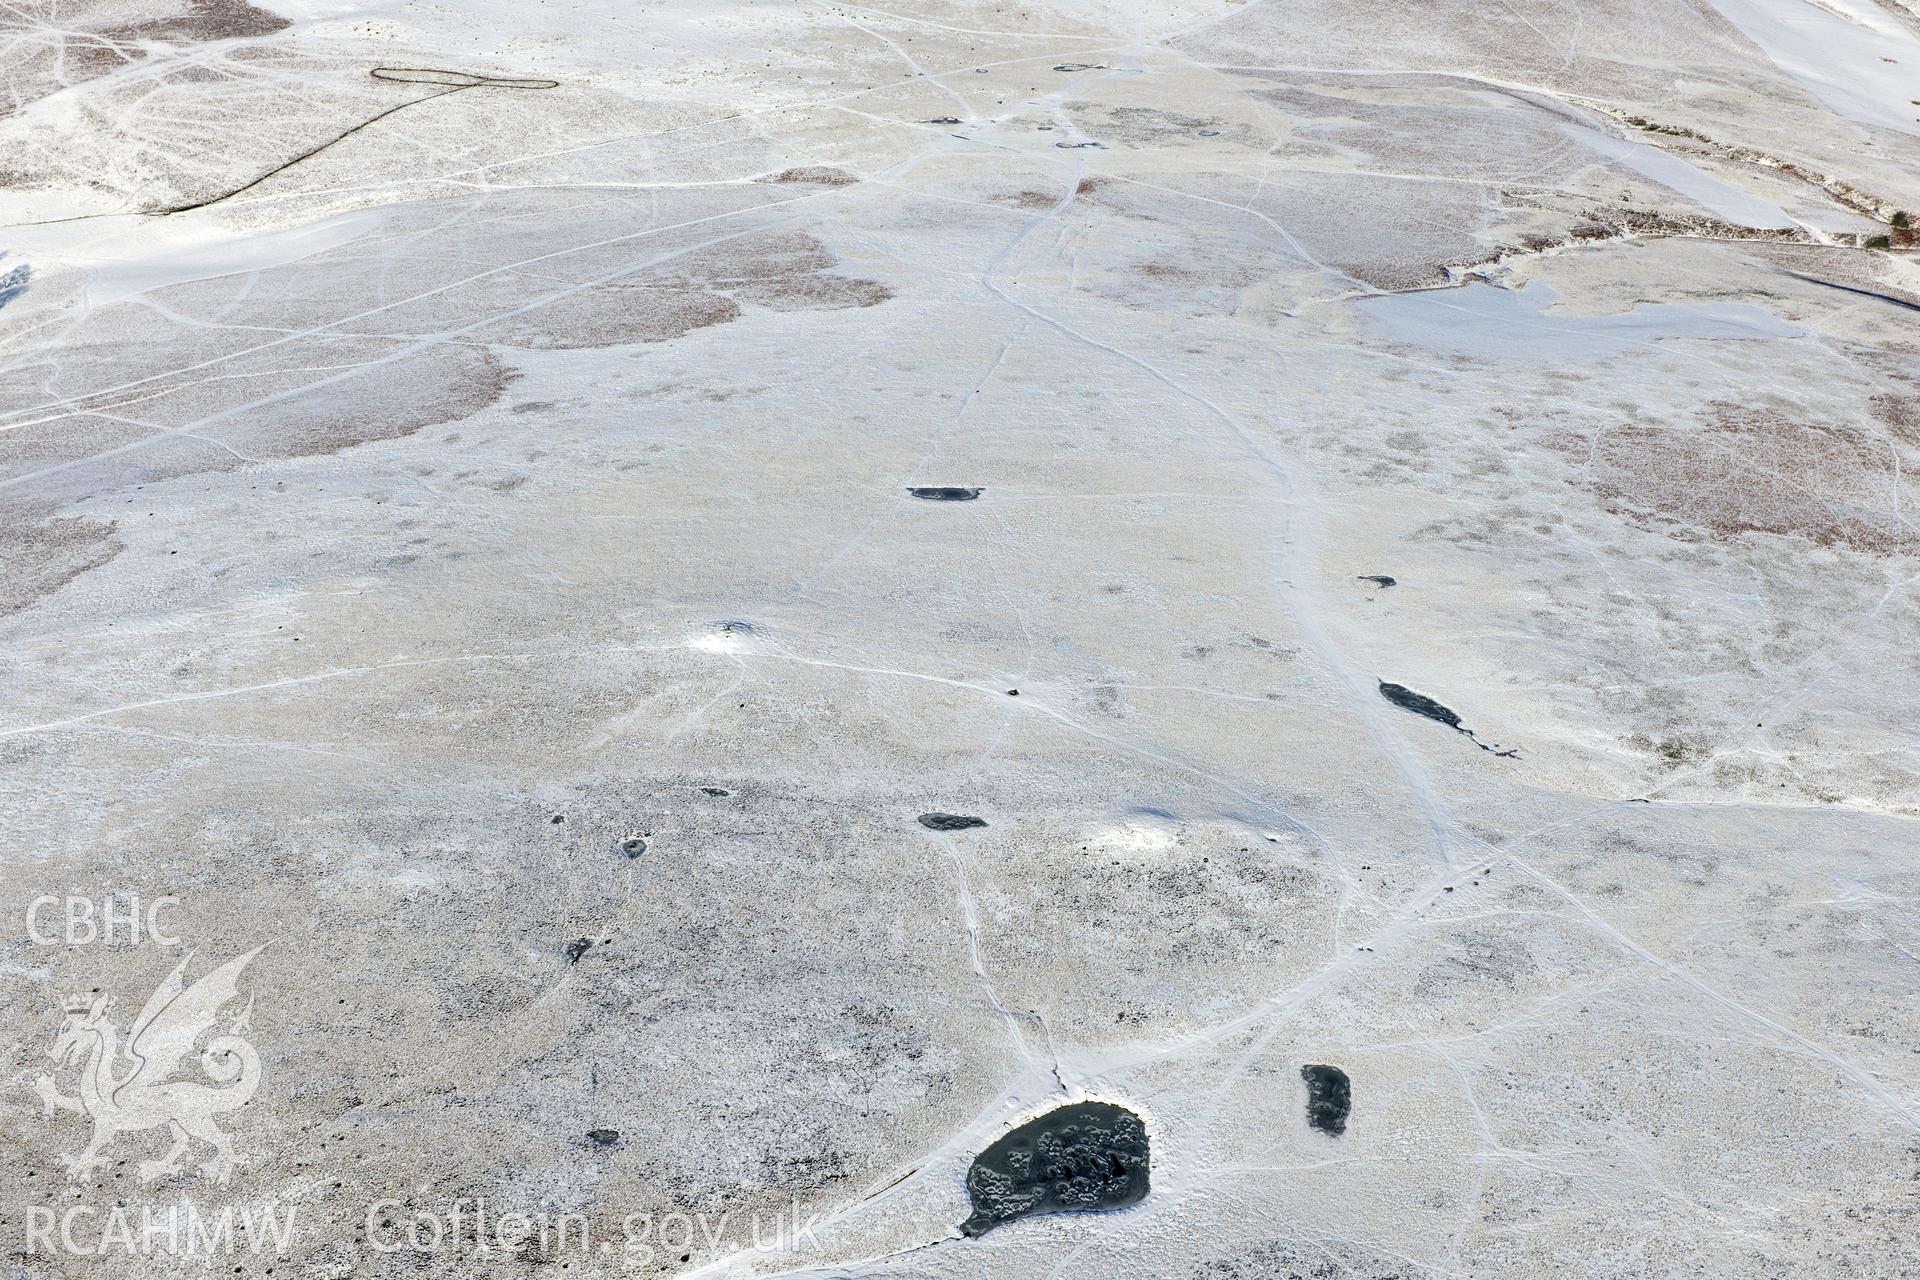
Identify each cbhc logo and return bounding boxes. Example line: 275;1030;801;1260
28;895;181;946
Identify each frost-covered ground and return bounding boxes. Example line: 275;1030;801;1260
3;1;1919;1276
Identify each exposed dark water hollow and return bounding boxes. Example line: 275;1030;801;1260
1378;680;1519;757
919;812;988;831
962;1102;1149;1237
1301;1064;1351;1135
1378;680;1461;729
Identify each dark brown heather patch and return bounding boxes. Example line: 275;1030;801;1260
997;190;1059;210
762;166;859;187
0;503;122;617
0;416;153;482
217;346;517;460
5;0;291;118
479;229;889;349
673;230;840;286
0;224;884;504
480;287;742;351
733;271;890;311
1561;401;1916;555
111;0;291;42
1136;259;1263;288
691;231;891;310
1065;176;1166;224
1869;393;1920;445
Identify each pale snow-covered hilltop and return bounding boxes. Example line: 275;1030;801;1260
2;1;1917;1276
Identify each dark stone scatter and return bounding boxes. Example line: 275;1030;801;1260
961;1101;1150;1237
919;812;988;831
1301;1064;1351;1135
564;938;594;964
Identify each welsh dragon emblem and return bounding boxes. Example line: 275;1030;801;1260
34;947;266;1185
